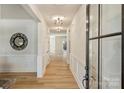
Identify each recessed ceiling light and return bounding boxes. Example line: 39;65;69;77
52;16;65;20
56;26;63;32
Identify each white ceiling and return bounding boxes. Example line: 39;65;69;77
35;4;81;31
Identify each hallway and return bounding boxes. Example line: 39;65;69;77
0;4;123;89
0;57;78;89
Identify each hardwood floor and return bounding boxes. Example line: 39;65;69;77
0;57;79;89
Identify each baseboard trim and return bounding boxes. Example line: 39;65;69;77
40;59;50;78
0;72;36;76
70;65;84;89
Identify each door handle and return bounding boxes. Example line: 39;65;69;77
82;66;89;89
82;74;89;89
82;78;87;89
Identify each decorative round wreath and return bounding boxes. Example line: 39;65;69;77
10;33;28;50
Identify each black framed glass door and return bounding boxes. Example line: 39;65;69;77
85;4;123;89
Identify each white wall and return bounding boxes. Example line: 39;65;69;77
0;5;38;72
69;5;86;89
28;5;50;77
37;22;49;77
0;20;37;72
50;35;55;54
0;4;49;76
0;4;33;19
66;29;70;64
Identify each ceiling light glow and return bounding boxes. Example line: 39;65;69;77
56;26;63;32
53;16;65;25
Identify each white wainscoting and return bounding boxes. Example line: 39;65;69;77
42;53;50;75
69;54;85;89
37;53;50;78
0;55;37;72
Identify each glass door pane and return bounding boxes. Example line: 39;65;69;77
89;40;98;88
101;4;121;35
100;4;122;89
89;5;98;38
101;36;121;89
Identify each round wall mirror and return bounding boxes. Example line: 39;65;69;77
10;33;28;50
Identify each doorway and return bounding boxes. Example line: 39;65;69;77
49;32;67;61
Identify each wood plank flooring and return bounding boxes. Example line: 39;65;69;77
0;57;79;89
